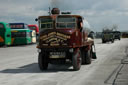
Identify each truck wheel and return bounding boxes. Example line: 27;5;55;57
85;50;92;64
38;53;49;70
111;39;114;43
72;48;82;71
81;50;87;65
102;40;106;43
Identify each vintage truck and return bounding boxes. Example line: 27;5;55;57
102;30;115;43
36;8;96;71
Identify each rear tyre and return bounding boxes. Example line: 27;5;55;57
111;39;114;43
81;50;86;65
38;52;49;70
85;50;92;64
0;44;7;47
72;48;82;71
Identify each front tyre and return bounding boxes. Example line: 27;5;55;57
72;48;82;71
102;39;106;43
38;53;49;70
119;38;121;40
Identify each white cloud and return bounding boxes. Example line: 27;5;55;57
0;0;128;31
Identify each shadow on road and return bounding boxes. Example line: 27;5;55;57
0;63;74;74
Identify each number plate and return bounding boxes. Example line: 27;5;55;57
50;52;65;58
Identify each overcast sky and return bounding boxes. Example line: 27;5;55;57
0;0;128;31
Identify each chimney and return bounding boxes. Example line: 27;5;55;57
51;8;60;15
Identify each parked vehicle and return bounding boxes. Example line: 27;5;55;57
10;23;32;45
36;8;97;71
11;29;32;45
28;24;39;36
102;30;115;43
28;24;38;42
113;31;121;40
0;22;11;46
31;30;36;43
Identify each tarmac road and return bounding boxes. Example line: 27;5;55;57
0;38;128;85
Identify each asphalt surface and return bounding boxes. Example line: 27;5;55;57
0;38;128;85
113;46;128;85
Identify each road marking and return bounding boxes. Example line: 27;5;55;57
125;47;128;56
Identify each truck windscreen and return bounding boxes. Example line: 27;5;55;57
40;18;53;29
56;17;76;28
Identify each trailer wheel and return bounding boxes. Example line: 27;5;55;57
72;48;82;71
38;53;49;70
85;50;92;64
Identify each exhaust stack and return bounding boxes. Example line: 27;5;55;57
51;8;60;15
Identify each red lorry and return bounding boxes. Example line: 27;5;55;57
36;8;96;71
